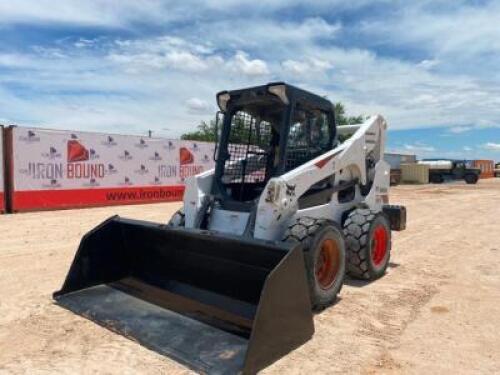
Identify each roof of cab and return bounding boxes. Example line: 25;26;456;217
217;82;334;112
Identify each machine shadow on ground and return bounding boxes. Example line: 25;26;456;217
344;262;400;288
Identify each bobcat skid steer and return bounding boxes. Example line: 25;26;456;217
54;83;406;374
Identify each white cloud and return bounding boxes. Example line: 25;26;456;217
164;51;210;72
282;60;309;75
74;38;97;49
0;53;36;68
0;1;183;28
282;58;332;75
403;143;436;153
463;146;472;152
0;1;499;147
482;143;500;151
0;1;357;33
359;1;500;78
449;126;473;134
185;97;211;114
0;1;133;27
290;17;341;39
417;59;440;70
106;36;224;74
228;51;269;76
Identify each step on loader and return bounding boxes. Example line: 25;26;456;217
54;82;406;374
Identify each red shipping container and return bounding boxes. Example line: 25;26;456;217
0;126;4;213
472;160;495;178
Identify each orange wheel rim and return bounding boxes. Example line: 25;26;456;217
315;238;340;290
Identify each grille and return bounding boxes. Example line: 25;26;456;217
285;148;317;171
284;111;330;172
222;111;273;185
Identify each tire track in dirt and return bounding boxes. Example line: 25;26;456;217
364;179;500;374
1;181;499;374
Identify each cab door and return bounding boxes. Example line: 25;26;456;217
453;161;466;179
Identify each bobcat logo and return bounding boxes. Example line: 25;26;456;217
149;151;162;161
164;141;176;150
285;184;296;197
120;176;133;186
42;147;61;159
150;176;162;185
119;150;133;161
106;164;118;175
42;179;61;188
135;164;149;175
19;130;40;143
102;135;117;146
135;138;148;148
84;178;100;187
89;148;99;159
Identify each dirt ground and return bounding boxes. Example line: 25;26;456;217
0;179;499;374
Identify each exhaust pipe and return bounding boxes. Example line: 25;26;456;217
54;216;314;374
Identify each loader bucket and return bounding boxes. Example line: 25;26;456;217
54;216;314;374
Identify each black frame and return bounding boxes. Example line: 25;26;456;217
212;83;337;204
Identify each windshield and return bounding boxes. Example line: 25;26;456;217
219;103;284;201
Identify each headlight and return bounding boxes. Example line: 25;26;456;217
267;84;289;105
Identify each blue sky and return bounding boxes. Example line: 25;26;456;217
0;0;499;160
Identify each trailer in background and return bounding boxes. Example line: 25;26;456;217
401;163;429;184
384;153;417;185
472;160;495;179
0;126;5;213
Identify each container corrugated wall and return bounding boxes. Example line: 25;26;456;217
385;153;416;186
0;125;4;213
390;169;402;186
472;160;495;178
401;163;429;184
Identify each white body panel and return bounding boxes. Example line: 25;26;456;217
183;115;391;241
183;168;214;228
208;209;250;235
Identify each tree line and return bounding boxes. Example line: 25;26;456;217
181;102;364;142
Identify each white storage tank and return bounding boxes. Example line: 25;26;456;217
417;160;453;170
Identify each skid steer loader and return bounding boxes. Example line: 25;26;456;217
54;83;406;374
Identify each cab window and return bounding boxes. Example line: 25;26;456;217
285;107;331;171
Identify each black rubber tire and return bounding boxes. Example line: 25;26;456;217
283;217;346;311
168;208;185;227
343;209;391;280
464;174;478;184
430;174;443;184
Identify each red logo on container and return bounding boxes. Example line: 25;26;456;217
67;140;89;162
180;147;194;165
